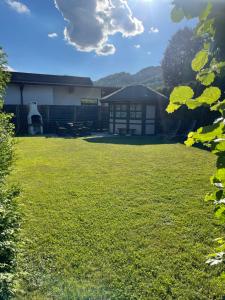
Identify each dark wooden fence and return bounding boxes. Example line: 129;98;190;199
3;103;217;136
3;105;109;135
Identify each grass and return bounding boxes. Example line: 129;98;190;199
10;136;225;299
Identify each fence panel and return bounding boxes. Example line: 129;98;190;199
3;104;109;134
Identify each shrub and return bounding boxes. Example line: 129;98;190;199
0;48;20;299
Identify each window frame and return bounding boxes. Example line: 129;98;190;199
80;98;98;106
115;104;127;119
130;104;142;120
109;105;114;118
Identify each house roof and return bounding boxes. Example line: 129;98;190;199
101;85;167;103
100;86;121;97
9;72;93;87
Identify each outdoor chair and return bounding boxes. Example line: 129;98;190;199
55;121;68;136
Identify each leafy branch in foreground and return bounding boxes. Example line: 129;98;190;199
168;1;225;266
0;48;20;299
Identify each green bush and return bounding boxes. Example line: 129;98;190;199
0;48;20;299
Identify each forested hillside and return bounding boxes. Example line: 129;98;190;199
95;66;163;89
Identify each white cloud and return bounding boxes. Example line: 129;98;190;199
149;26;159;34
54;0;144;56
134;44;141;49
48;33;58;39
5;0;30;14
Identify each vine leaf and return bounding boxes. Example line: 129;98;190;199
212;140;225;154
185;122;225;147
196;87;221;105
166;103;180;113
171;7;184;23
186;99;202;110
205;190;224;202
167;86;194;113
215;206;225;222
196;122;224;142
211;100;225;112
192;50;209;72
197;70;215;86
170;86;194;104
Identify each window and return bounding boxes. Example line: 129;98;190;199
130;104;142;119
115;104;127;119
81;99;98;106
109;105;114;118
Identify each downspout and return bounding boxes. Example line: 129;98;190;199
18;84;24;134
19;84;24;106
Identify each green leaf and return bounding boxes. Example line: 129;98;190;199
211;100;225;112
211;61;225;74
192;50;209;72
186;122;225;146
166;103;180;113
196;19;215;37
200;2;212;21
205;193;215;202
170;86;194;104
196;70;215;86
186;99;202;110
199;123;224;142
211;140;225;154
171;7;185;23
205;190;224;202
196;87;221;105
215;206;225;222
185;132;195;147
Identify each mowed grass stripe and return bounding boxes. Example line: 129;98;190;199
11;136;225;299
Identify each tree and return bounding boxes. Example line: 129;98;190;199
168;2;225;266
0;48;20;299
171;0;225;60
162;27;202;88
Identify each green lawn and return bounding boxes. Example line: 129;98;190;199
11;136;225;299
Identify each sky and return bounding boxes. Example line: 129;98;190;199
0;0;196;80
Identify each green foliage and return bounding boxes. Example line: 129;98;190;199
0;187;20;299
196;70;215;86
197;87;221;104
0;48;20;299
166;86;194;113
10;137;225;299
192;50;209;72
168;1;225;267
200;2;213;21
172;0;225;60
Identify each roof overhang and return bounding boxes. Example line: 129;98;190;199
9;81;95;88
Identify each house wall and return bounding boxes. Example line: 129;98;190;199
24;85;54;105
53;86;101;105
5;84;21;104
4;84;102;106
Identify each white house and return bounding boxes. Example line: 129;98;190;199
5;72;104;106
3;72;119;134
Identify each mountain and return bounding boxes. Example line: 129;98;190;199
94;66;164;90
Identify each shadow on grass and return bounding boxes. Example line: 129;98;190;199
84;135;178;146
